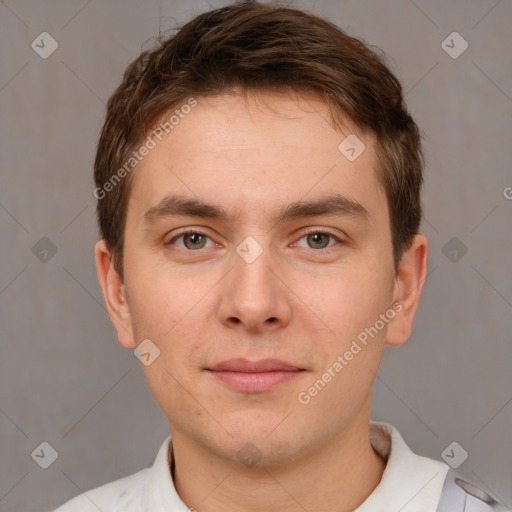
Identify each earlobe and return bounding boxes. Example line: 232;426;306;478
385;234;428;347
95;240;136;349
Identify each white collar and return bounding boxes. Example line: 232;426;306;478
131;421;449;511
356;421;449;511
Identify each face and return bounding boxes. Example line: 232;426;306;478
97;91;426;466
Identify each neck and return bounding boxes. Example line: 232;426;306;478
171;415;386;512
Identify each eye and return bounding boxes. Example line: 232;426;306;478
294;230;341;250
167;230;215;250
166;229;343;252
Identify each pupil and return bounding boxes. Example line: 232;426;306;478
186;233;204;248
309;233;328;248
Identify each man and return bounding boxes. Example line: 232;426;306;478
54;2;508;511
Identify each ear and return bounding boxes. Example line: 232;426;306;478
95;239;136;349
385;234;428;347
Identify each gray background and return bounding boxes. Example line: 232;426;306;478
0;0;511;510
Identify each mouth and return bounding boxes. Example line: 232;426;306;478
205;358;306;393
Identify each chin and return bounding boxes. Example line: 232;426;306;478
222;407;293;436
222;434;305;469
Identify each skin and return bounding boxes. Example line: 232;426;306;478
96;91;427;512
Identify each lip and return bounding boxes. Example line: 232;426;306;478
206;358;306;392
208;358;303;372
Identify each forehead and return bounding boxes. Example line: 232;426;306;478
127;91;386;227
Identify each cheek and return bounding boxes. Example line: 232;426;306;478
126;269;212;375
139;357;198;426
313;264;394;341
125;262;204;340
299;271;392;414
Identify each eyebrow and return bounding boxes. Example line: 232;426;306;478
143;193;369;226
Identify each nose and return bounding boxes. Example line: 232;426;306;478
217;240;293;334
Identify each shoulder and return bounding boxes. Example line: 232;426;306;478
52;435;174;512
369;422;509;511
437;468;511;512
52;467;151;512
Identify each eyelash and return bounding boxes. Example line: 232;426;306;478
166;228;343;251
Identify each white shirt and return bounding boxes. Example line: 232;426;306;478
53;421;450;511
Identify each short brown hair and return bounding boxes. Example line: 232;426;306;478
94;1;423;279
